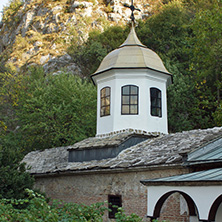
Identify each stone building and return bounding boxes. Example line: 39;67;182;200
23;127;222;221
23;22;222;222
141;135;222;222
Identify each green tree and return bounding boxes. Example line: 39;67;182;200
136;0;198;131
166;61;195;132
16;67;97;151
189;0;222;127
0;137;34;199
137;0;222;130
136;0;192;74
213;102;222;126
0;68;24;135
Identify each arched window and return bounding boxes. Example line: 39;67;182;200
150;87;162;117
100;87;110;117
121;85;138;115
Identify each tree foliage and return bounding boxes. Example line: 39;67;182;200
15;67;97;151
136;0;192;71
68;0;222;131
0;137;34;199
0;0;221;212
0;0;221;156
189;0;222;126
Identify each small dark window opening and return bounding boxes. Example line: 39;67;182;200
100;87;110;117
108;195;122;219
150;87;162;117
121;85;138;115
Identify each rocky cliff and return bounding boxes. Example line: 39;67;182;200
0;0;160;75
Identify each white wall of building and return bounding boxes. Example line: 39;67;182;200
95;71;115;135
147;185;222;221
215;201;222;222
93;69;170;136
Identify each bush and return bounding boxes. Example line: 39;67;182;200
115;207;143;222
0;189;145;221
0;189;106;221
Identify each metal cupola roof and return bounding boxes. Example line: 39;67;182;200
91;24;172;79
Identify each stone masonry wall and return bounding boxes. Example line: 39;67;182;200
34;167;189;221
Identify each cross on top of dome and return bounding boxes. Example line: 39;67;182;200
123;0;141;23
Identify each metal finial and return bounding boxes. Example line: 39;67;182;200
123;0;141;23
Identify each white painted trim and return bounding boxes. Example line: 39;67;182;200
147;185;222;221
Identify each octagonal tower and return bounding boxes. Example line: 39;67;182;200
91;25;172;137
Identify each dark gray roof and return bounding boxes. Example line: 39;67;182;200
186;137;222;165
141;168;222;186
22;127;222;175
67;132;158;150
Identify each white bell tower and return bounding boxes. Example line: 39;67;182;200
91;24;172;137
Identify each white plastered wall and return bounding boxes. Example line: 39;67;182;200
93;69;170;136
147;185;222;221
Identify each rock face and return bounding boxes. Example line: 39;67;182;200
0;0;156;75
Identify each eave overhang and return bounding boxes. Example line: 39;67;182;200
91;67;173;86
141;168;222;187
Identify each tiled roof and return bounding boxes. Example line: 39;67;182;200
141;168;222;186
22;127;222;175
67;132;158;150
186;137;222;165
91;26;172;84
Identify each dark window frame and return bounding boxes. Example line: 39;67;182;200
150;87;162;117
121;85;139;115
108;195;122;219
100;87;111;117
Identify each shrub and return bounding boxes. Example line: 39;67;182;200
0;189;107;221
115;207;143;222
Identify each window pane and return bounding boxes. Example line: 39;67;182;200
157;98;161;107
100;107;105;116
122;86;129;95
101;87;110;117
131;86;138;95
131;96;138;105
122;105;129;114
151;108;157;116
101;98;105;106
150;88;155;97
130;105;138;114
150;87;161;117
101;88;106;97
106;87;110;96
122;96;129;104
106;97;110;105
122;85;138;115
157;108;161;117
105;106;110;115
151;97;156;106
